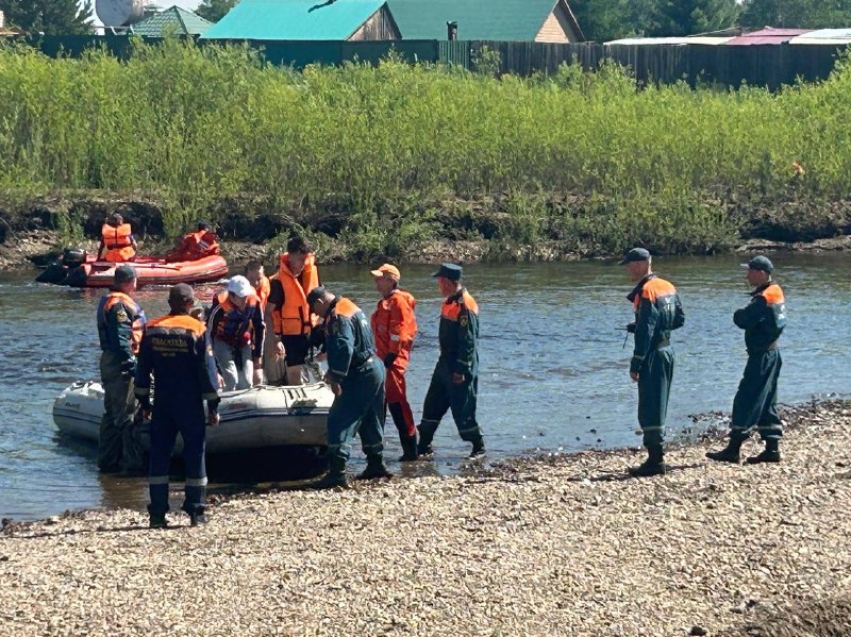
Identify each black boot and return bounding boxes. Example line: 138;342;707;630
628;445;668;477
313;459;349;489
417;426;435;458
356;456;393;480
469;438;486;459
399;435;419;462
149;514;168;529
747;438;781;464
706;438;743;464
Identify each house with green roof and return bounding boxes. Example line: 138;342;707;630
130;5;214;38
200;0;400;41
389;0;584;42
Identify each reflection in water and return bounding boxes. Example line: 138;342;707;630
1;253;849;519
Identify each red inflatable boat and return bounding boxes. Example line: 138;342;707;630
36;249;230;288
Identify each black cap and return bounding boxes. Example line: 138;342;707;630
306;285;326;306
742;255;774;274
114;265;136;284
432;263;463;281
168;283;195;306
197;220;212;231
618;248;651;265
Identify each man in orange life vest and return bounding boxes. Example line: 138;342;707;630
417;263;486;460
165;221;220;263
97;213;137;263
307;285;390;488
267;237;321;386
621;248;685;478
707;255;787;465
135;284;220;528
96;265;147;473
207;275;265;391
369;263;419;461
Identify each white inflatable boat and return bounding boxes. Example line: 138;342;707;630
53;381;332;455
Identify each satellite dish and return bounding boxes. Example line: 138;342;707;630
96;0;149;27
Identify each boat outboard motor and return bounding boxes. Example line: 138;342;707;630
63;247;87;268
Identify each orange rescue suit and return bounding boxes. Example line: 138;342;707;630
371;290;417;368
165;230;220;263
101;223;135;262
270;253;320;337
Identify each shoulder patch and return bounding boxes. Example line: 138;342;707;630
115;307;128;323
459;313;469;327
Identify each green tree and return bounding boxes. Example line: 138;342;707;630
739;0;851;28
0;0;93;35
652;0;740;36
570;0;662;42
195;0;240;23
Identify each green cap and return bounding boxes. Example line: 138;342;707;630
742;255;773;274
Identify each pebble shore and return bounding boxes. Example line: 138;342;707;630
2;402;850;637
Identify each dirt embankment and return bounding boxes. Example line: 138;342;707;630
5;192;851;270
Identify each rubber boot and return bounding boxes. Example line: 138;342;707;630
706;437;743;464
149;514;168;529
313;457;349;489
398;435;419;462
356;455;393;480
417;426;435;458
747;437;781;464
628;445;668;477
468;438;486;459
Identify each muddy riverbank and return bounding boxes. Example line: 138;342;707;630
4;191;851;270
1;399;849;636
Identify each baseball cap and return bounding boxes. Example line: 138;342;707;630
226;275;253;298
741;255;774;274
114;265;136;284
370;263;401;281
618;248;651;265
432;263;462;281
168;283;195;306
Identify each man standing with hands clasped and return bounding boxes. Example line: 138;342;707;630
620;248;684;478
707;255;786;465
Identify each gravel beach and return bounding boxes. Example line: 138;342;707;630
2;401;850;637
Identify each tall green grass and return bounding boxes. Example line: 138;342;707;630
1;38;849;257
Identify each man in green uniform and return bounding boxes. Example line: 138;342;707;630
417;263;485;460
621;248;684;477
707;255;786;464
307;286;390;488
96;265;147;474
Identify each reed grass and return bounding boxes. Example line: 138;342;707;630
0;38;849;258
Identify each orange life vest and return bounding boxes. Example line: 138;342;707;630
371;289;417;363
99;291;146;354
212;291;260;347
270;253;320;337
254;275;271;310
101;223;135;262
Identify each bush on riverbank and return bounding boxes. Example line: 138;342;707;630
1;38;850;258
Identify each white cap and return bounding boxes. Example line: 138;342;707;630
226;275;253;298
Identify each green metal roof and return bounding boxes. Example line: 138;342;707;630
131;5;214;37
388;0;576;41
200;0;388;41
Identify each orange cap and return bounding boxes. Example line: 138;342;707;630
370;263;401;281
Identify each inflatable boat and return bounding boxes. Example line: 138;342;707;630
53;381;332;455
36;249;229;288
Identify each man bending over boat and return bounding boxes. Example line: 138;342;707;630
307;285;391;488
165;220;220;263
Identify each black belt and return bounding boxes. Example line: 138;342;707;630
749;341;778;354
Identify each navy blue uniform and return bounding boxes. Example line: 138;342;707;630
135;313;219;518
730;282;786;441
627;274;683;448
418;288;483;451
96;290;146;472
323;297;386;475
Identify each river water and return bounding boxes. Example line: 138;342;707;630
1;254;848;520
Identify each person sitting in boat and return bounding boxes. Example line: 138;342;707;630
164;221;220;264
97;213;137;263
207;275;265;391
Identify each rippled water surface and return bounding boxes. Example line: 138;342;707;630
1;254;849;519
